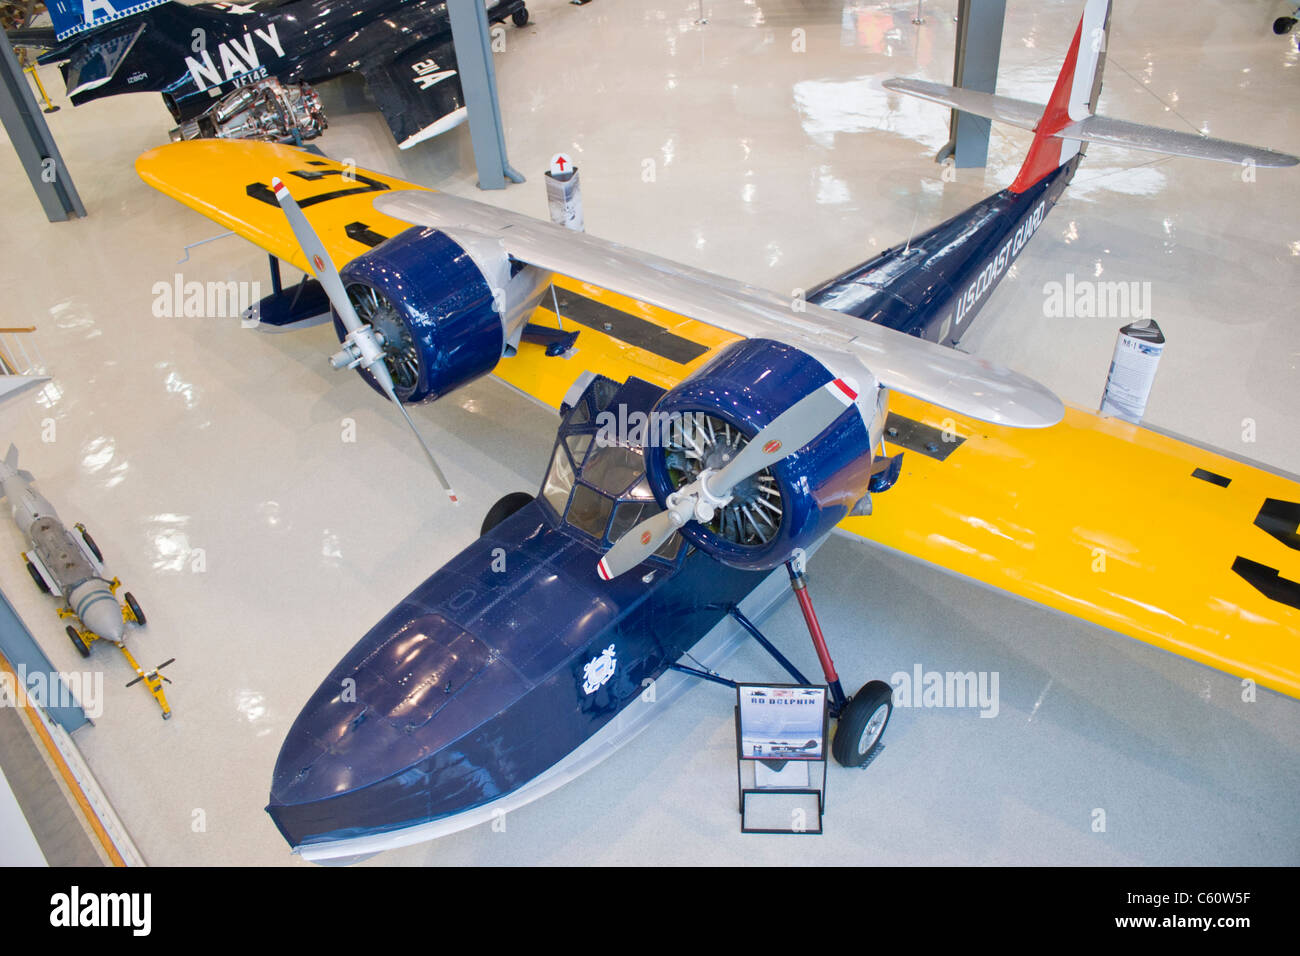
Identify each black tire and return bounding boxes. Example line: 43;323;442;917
1274;16;1297;35
66;625;90;659
26;561;48;593
832;680;893;767
481;492;534;535
124;592;146;627
76;524;103;563
512;6;529;27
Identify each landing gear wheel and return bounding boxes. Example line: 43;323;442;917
76;524;103;563
512;6;529;26
124;592;146;626
481;492;534;535
66;625;90;659
832;680;892;767
26;561;48;593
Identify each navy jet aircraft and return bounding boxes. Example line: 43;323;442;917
13;0;529;147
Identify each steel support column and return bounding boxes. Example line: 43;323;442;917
0;32;84;221
447;0;524;189
937;0;1006;169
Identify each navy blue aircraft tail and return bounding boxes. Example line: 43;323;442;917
810;0;1295;345
18;0;529;149
44;0;168;40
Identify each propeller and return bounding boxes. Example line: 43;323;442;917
597;377;859;580
269;177;458;503
126;657;175;688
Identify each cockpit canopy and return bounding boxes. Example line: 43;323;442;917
541;376;684;566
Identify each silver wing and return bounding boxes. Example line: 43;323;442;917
373;190;1065;429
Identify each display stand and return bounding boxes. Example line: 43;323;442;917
735;684;828;834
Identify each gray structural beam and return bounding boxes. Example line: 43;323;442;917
937;0;1007;169
0;31;84;221
447;0;524;189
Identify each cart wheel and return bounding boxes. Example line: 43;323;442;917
481;492;534;535
26;561;49;593
124;592;146;626
832;680;893;767
512;6;529;27
66;625;91;659
76;524;103;563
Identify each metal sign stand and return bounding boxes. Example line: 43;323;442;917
736;684;829;835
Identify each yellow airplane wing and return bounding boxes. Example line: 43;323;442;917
136;140;430;275
136;141;1300;698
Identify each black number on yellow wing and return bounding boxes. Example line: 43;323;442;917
245;169;391;208
1233;499;1300;611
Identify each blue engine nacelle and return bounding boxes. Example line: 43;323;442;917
644;338;877;571
334;226;545;404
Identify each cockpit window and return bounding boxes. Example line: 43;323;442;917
565;433;593;469
568;397;592;425
542;444;575;515
654;532;683;561
581;444;644;496
567;484;614;538
608;500;683;559
608;500;653;544
625;477;655;501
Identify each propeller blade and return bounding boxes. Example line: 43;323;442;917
597;499;692;580
707;377;859;497
271;178;457;502
379;376;458;503
270;178;365;333
597;377;859;581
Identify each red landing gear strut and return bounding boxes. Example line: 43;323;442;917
673;551;893;767
785;553;848;715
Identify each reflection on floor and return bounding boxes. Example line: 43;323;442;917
0;0;1295;865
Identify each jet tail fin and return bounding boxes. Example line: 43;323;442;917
45;0;171;41
4;444;17;471
883;0;1297;193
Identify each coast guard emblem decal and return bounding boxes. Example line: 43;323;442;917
582;644;617;694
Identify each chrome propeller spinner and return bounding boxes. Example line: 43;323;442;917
665;412;783;547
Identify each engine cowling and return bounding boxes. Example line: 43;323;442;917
644;338;880;571
334;225;548;403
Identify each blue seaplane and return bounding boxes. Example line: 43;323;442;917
154;0;1292;862
268;367;902;862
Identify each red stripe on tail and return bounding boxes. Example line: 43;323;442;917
1009;19;1084;194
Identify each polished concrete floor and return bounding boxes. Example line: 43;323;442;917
0;0;1297;866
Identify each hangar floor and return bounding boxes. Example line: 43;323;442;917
0;0;1297;866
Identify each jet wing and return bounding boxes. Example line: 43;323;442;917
135;140;1300;698
358;37;469;150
